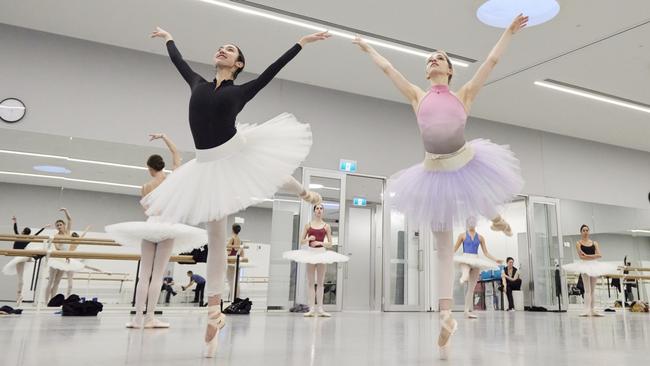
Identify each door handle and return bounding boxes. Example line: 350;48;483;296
417;249;423;272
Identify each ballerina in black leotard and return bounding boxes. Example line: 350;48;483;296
146;26;328;358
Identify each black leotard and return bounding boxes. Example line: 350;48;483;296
166;40;302;149
13;223;45;250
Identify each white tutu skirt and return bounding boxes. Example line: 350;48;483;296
563;260;618;277
2;256;34;275
453;253;498;270
283;246;350;264
48;258;85;272
142;113;312;225
105;217;207;253
388;138;523;231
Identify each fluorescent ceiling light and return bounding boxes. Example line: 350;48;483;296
629;229;650;234
0;170;140;189
33;165;71;174
309;183;324;189
0;149;172;173
197;0;468;67
477;0;559;28
535;80;650;114
0;105;25;110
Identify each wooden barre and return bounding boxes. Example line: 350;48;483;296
227;257;249;263
71;278;133;282
606;274;650;280
1;234;119;246
619;267;650;272
0;249;195;263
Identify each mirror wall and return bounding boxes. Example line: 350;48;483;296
0;129;303;310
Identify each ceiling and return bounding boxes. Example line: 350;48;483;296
0;0;648;151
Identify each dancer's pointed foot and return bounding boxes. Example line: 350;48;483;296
204;306;226;358
438;310;458;360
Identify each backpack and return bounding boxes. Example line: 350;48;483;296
223;297;252;314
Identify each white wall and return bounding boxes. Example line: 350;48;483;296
2;24;650;210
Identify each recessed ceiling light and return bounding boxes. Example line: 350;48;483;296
198;0;469;67
535;79;650;114
477;0;559;28
33;165;71;174
0;170;140;189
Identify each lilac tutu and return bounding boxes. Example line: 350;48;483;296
388;138;523;231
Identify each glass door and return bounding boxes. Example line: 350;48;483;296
383;207;427;311
526;196;568;310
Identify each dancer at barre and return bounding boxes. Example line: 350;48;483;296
2;216;49;307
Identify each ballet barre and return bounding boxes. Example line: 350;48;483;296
0;249;195;263
0;234;120;246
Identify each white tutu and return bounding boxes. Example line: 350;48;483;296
48;258;85;272
105;217;207;253
453;253;499;270
142;113;312;225
2;256;33;275
283;246;350;264
563;260;618;277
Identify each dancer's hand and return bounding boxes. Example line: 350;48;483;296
298;31;331;47
496;259;504;264
308;235;316;242
149;133;165;141
150;26;173;42
352;36;372;52
507;14;528;35
11;216;16;223
44;224;53;228
59;208;68;213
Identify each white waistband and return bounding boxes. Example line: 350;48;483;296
195;132;247;163
423;143;474;171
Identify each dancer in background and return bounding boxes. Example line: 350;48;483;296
106;133;207;329
353;14;528;359
283;203;349;317
2;216;49;307
45;208;85;300
563;225;617;317
147;26;328;357
453;217;502;319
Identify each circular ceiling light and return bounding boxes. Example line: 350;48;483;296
33;165;71;174
477;0;559;28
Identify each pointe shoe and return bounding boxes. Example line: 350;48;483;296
204;306;226;358
316;307;331;317
126;316;144;329
464;311;478;319
16;294;23;308
438;311;458;360
491;217;513;237
143;317;170;328
300;191;322;205
579;312;590;317
303;309;317;317
590;310;605;317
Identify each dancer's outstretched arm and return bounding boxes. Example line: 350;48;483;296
242;31;330;101
149;133;182;170
457;14;528;111
353;36;425;111
151;26;205;87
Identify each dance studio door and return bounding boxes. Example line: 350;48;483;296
525;196;568;310
341;174;384;311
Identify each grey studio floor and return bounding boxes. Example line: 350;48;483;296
1;309;649;366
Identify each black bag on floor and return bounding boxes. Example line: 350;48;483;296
179;244;208;263
62;300;103;316
47;294;65;307
64;294;81;304
223;297;252;315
